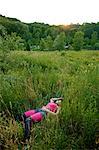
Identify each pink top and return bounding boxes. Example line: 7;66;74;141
24;102;59;123
44;102;58;112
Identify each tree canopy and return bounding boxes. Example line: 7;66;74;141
0;15;99;51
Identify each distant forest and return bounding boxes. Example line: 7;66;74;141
0;14;99;51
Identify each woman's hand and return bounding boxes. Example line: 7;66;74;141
42;106;47;111
42;106;61;115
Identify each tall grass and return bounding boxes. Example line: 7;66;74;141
0;50;99;149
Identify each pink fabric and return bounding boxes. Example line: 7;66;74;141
24;102;58;123
45;102;57;112
30;112;43;122
24;110;36;117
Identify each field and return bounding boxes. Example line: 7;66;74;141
0;50;99;149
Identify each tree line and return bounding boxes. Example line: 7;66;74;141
0;14;99;51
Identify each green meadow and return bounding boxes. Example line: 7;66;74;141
0;50;99;149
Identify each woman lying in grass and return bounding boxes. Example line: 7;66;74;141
22;97;63;139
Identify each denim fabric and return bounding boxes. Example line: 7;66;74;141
35;108;47;118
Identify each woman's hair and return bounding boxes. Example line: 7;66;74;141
50;97;63;105
54;99;63;105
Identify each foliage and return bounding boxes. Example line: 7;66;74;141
0;33;25;74
46;36;53;50
5;33;25;50
0;51;99;149
91;31;98;48
39;38;47;50
0;113;23;149
0;15;99;51
0;33;25;51
39;36;53;51
53;32;66;50
0;35;10;74
73;31;84;50
0;24;7;37
95;42;99;50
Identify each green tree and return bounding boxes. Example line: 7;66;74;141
39;38;47;50
53;32;66;50
83;37;91;49
0;25;7;37
65;34;72;45
4;32;25;51
94;42;99;50
73;31;84;50
46;36;53;50
91;31;98;47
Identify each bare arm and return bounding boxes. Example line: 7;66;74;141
50;97;63;101
42;106;61;115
